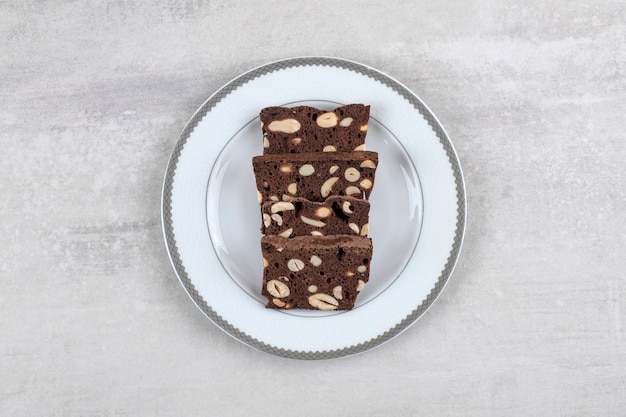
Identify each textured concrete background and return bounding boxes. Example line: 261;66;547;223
1;1;625;415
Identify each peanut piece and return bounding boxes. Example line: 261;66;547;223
349;223;360;234
267;279;290;298
345;186;361;196
268;118;301;133
359;179;372;189
310;255;322;267
316;112;338;128
308;285;318;293
360;223;369;236
263;137;270;148
329;165;339;175
360;159;376;169
357;280;366;291
301;215;326;227
271;202;295;213
287;182;297;195
278;228;293;238
299;164;315;176
287;258;305;272
321;177;339;198
280;164;292;173
315;206;332;218
308;293;339;310
344;167;360;182
339;117;353;127
357;265;367;273
272;298;286;307
323;145;337;152
271;213;283;226
354;144;366;151
333;286;343;300
263;213;271;228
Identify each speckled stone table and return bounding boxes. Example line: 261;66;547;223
2;1;624;415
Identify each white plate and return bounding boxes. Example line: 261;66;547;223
162;57;466;359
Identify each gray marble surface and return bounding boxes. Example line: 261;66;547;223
2;1;625;415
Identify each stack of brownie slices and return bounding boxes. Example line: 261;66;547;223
252;104;378;311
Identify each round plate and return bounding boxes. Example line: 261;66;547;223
162;57;466;359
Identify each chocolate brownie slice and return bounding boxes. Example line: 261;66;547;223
260;104;370;154
261;196;370;238
261;235;372;310
253;151;378;203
